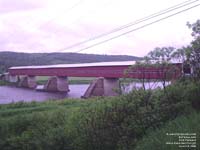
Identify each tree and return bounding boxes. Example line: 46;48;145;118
147;47;175;62
187;20;200;79
124;47;179;92
146;47;180;89
172;46;190;62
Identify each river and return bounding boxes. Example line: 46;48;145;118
0;84;89;104
0;82;168;104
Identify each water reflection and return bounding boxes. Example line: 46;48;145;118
122;81;170;93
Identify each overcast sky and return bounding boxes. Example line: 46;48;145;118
0;0;199;56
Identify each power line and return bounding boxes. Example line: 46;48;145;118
39;0;85;28
90;0;198;39
73;3;200;53
51;0;199;53
107;0;198;32
40;0;115;30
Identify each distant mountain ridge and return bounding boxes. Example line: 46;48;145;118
0;51;140;73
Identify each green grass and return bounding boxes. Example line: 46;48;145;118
135;112;200;150
0;100;86;118
36;76;95;85
0;76;95;86
0;99;98;150
0;80;15;86
1;76;158;87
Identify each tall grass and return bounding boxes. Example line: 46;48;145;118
135;112;200;150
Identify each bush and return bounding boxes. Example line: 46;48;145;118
0;110;74;150
69;81;199;150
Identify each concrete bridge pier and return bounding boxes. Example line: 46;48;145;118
82;77;120;98
104;78;120;96
18;76;37;89
9;75;18;83
44;76;69;92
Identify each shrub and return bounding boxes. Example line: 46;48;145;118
69;81;199;150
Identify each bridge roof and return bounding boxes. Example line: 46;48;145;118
9;61;136;69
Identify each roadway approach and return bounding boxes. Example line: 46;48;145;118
4;61;182;98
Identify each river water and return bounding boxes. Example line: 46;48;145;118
0;82;168;104
0;85;89;104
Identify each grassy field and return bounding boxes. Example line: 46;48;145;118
0;76;161;87
0;77;95;86
0;80;16;86
36;76;96;85
36;77;158;85
0;99;86;118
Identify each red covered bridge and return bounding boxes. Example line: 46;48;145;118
8;61;182;79
7;61;182;98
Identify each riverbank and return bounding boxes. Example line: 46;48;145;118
37;76;95;85
0;77;94;86
0;80;15;86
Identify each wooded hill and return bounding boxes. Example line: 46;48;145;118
0;51;140;73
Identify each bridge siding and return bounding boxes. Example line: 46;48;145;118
8;64;182;79
9;66;128;78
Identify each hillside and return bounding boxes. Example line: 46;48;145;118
0;51;140;73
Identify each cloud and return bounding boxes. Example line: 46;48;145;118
0;0;199;56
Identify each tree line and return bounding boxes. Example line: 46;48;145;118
0;52;140;73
